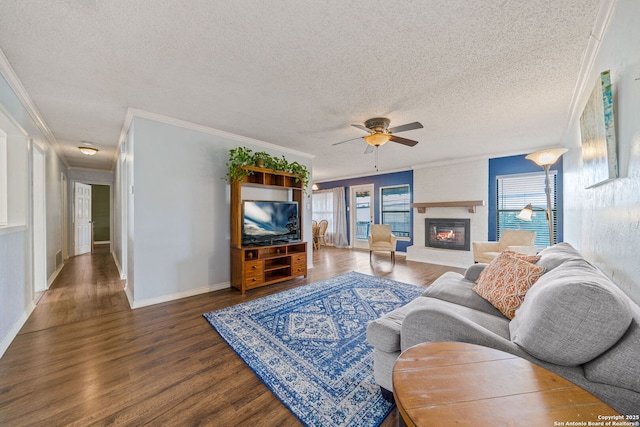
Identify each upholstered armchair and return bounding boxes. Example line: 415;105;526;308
472;229;537;263
368;224;398;263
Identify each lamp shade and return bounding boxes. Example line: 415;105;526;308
525;148;568;166
516;204;534;221
364;133;390;147
79;146;99;156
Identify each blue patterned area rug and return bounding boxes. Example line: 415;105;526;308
203;271;425;427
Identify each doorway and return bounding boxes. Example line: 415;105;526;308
74;182;92;255
349;184;374;250
91;184;110;245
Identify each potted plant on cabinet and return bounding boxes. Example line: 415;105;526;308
224;147;310;195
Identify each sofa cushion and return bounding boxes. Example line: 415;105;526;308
421;271;504;317
473;251;545;319
583;309;640;393
400;298;512;350
366;296;429;353
536;242;583;271
464;263;488;282
509;259;633;366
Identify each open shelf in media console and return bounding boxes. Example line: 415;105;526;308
264;258;291;271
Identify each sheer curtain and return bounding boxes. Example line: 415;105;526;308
312;188;348;247
331;187;348;247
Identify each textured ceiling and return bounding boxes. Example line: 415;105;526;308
0;0;603;180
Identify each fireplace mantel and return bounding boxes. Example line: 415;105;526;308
411;200;485;214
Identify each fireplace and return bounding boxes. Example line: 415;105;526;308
425;218;470;251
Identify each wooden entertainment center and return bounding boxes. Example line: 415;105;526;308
230;166;307;294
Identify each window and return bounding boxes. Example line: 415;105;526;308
380;185;410;238
312;190;333;233
496;171;558;247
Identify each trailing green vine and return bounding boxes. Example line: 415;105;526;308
223;147;310;194
224;147;254;183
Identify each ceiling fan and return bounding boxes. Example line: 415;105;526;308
332;117;423;169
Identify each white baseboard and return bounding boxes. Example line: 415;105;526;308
47;263;64;288
0;301;36;359
111;250;125;281
130;282;231;309
125;286;134;309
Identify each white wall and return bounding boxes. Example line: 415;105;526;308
0;74;32;358
112;143;125;280
121;114;313;308
45;144;66;278
562;0;640;304
0;65;66;357
407;159;488;268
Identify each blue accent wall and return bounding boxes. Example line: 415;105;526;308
315;170;413;251
488;154;563;242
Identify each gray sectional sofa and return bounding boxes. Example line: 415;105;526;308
366;243;640;415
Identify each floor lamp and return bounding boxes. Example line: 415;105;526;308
519;148;568;245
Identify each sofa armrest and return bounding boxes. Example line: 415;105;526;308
400;299;514;352
505;245;538;256
464;263;488;282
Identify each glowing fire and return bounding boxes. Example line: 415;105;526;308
436;230;455;241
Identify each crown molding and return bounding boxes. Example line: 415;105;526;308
116;107;315;167
67;166;115;174
563;0;617;140
412;143;572;170
0;48;69;168
312;166;413;184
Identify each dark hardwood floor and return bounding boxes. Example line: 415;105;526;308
0;245;463;426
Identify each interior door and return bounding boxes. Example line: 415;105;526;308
350;184;374;250
74;182;92;255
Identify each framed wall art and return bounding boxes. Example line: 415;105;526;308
579;70;618;188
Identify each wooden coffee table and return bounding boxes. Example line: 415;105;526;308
392;342;620;426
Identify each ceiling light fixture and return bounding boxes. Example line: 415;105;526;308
79;146;99;156
364;133;391;147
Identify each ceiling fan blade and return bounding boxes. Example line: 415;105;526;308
332;136;364;146
363;144;374;155
388;121;423;134
351;124;371;133
389;135;419;147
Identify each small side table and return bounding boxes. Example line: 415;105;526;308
392;342;620;426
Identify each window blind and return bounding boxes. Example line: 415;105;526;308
381;185;410;237
496;171;558;247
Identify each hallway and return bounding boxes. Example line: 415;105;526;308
19;244;129;334
0;247;459;426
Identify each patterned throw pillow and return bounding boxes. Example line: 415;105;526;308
501;250;541;264
473;251;545;319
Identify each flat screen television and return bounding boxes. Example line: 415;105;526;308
242;200;300;246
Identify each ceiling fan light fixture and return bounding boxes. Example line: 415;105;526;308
364;133;390;147
78;146;99;156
